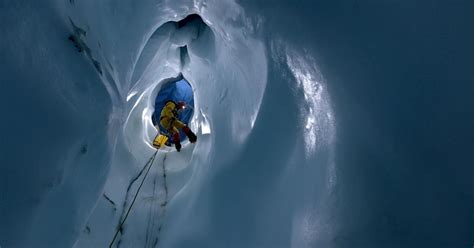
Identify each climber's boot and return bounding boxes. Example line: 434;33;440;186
173;133;181;152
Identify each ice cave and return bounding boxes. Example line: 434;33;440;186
1;0;473;247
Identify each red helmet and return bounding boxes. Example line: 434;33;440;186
176;101;186;109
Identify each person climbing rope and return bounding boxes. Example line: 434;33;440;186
157;100;197;152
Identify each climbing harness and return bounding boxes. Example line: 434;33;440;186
108;150;159;248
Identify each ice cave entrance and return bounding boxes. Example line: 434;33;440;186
152;76;195;143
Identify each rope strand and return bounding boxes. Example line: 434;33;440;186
108;150;158;248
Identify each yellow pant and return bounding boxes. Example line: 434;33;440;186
160;117;186;135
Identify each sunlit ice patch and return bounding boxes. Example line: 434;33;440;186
282;45;335;158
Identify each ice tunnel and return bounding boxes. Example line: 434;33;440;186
1;0;474;248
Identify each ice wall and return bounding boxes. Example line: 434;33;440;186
1;1;117;247
1;0;473;248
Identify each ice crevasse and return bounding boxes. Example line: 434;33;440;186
1;0;473;247
2;0;335;247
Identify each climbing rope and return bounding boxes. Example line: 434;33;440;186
108;150;159;248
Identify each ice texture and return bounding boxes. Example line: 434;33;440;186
1;0;473;247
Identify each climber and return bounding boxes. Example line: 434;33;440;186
157;100;197;152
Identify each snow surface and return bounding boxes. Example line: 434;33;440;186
1;0;473;247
